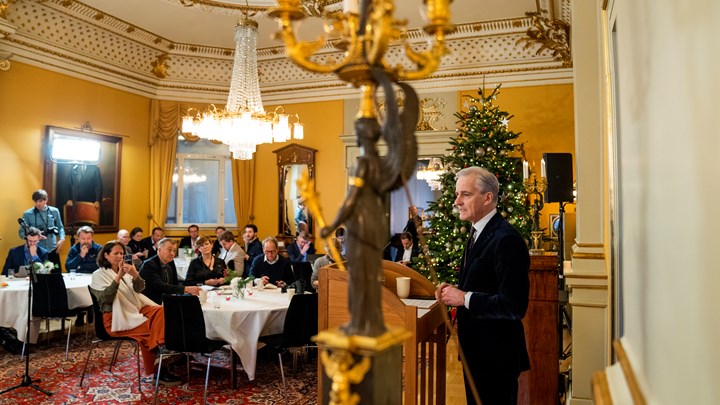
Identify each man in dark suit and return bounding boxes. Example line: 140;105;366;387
211;226;226;256
178;224;200;253
403;204;422;246
286;230;316;263
139;238;199;304
140;227;164;257
393;231;419;267
242;224;263;269
436;166;530;405
3;227;49;276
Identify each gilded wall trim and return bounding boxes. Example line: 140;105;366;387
572;252;606;260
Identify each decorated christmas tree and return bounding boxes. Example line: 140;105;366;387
415;85;531;285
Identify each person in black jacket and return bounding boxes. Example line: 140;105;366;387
185;236;227;286
3;227;49;276
286;230;315;263
139;227;164;258
139;238;200;304
242;224;263;269
436;166;530;405
393;231;419;267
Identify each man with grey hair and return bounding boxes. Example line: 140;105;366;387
65;225;102;274
436;166;530;405
139;238;200;304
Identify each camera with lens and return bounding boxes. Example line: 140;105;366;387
42;226;60;236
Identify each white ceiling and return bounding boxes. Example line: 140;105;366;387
79;0;540;49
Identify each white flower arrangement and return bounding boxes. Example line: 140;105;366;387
33;261;56;274
229;275;254;299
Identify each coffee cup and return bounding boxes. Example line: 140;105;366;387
396;277;411;299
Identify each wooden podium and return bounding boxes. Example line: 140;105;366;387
518;255;560;405
318;260;446;404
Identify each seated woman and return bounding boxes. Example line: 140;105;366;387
89;240;181;385
127;227;147;261
311;238;346;289
184;235;227;287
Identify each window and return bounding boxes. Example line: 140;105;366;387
166;138;236;227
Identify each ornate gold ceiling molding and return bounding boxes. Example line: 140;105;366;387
0;0;573;103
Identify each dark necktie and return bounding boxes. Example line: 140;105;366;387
463;227;477;268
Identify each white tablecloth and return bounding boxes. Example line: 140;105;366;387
201;288;290;381
0;274;93;342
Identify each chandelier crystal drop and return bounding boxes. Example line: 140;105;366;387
181;15;302;160
416;157;445;190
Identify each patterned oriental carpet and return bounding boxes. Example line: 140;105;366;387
0;335;318;404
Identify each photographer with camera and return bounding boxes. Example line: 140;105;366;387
18;189;66;270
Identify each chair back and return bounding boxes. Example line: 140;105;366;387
162;294;210;353
32;273;73;318
290;262;314;294
282;293;318;348
88;286;114;340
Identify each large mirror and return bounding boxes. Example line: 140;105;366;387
273;144;317;238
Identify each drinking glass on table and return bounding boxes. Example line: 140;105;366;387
211;291;222;309
7;269;14;279
69;269;77;280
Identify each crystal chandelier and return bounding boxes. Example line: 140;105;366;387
416;157;445;190
181;13;303;160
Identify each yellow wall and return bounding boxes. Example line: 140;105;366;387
0;62;151;264
252;101;346;242
459;84;576;237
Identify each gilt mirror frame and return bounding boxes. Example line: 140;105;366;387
273;143;317;239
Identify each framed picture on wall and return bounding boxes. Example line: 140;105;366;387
42;126;122;234
549;213;561;239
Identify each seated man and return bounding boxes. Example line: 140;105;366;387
211;226;226;256
249;237;293;288
311;238;346;289
286;230;316;263
139;238;199;305
140;226;164;258
65;225;102;326
394;231;419;267
3;227;49;276
242;224;263;269
218;231;245;276
66;226;102;274
178;224;200;254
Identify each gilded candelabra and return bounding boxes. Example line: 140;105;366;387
269;0;454;119
270;1;453;403
524;173;547;255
